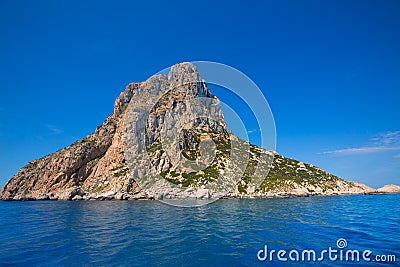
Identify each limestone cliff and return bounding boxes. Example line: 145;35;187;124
0;62;369;200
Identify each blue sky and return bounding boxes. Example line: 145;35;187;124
0;0;399;188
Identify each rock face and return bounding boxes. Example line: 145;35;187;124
377;184;400;193
363;184;400;195
0;62;375;200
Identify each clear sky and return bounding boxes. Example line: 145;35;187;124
0;0;399;188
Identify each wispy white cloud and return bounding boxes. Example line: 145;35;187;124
247;129;258;134
47;125;63;135
325;146;400;155
324;131;400;155
394;154;400;159
370;131;400;146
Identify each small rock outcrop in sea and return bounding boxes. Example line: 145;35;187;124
377;184;400;193
0;62;381;200
363;184;400;195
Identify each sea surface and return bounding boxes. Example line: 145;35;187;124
0;194;398;266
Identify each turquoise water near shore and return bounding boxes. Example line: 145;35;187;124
0;194;398;266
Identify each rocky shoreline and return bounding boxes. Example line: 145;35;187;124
2;183;399;201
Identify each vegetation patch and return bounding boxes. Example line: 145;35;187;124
146;143;163;153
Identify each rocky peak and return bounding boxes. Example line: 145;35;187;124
168;62;201;83
166;62;212;98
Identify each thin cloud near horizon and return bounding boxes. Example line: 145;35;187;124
324;131;400;156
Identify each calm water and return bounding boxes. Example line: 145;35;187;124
0;195;398;266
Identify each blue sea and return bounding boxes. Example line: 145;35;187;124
0;194;398;266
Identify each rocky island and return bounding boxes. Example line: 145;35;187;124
0;63;396;201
